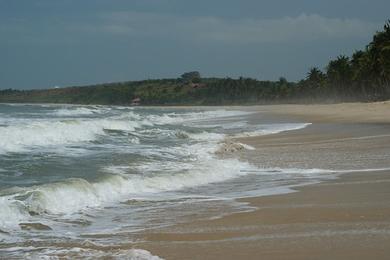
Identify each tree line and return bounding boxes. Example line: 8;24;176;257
299;20;390;101
1;20;389;105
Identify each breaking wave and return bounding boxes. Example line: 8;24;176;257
51;107;98;116
0;109;252;155
0;118;142;154
2;164;390;230
0;153;257;229
0;105;318;233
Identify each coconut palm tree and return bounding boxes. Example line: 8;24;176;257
326;55;353;96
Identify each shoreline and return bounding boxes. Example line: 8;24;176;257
134;102;390;259
137;171;390;259
138;170;390;260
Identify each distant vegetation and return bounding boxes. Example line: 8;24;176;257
1;20;389;105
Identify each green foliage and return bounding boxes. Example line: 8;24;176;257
180;71;201;84
298;20;390;101
1;21;390;105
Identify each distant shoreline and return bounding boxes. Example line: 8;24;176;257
2;100;390;122
2;20;390;106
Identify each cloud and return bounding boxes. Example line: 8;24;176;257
92;12;379;44
0;11;379;46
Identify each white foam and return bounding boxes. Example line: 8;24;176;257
52;107;96;116
0;118;142;154
3;246;163;260
18;157;255;215
187;132;226;141
237;143;256;150
235;123;311;138
0;108;255;154
196;121;249;129
2;165;390;230
255;167;334;175
145;110;252;125
174;122;310;145
0;107;331;234
0;196;29;229
336;167;390;174
0;139;258;229
103;165;132;175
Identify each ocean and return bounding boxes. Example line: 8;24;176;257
0;103;333;259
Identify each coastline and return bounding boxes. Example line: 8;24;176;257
134;102;390;259
247;101;390;123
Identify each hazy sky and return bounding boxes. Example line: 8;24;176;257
1;0;389;89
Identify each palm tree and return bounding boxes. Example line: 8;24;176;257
303;67;326;97
326;55;353;96
362;20;390;97
307;67;326;84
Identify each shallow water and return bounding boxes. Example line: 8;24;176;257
0;103;333;258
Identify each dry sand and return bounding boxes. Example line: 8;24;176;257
250;101;390;123
135;102;390;260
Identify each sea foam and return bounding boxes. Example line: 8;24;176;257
0;118;142;154
0;106;316;232
2;246;163;260
235;123;312;138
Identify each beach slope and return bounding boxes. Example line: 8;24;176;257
136;102;390;260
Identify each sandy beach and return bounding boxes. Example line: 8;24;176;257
134;102;390;259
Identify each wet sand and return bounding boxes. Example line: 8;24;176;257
135;102;390;259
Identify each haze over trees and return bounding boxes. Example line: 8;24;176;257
180;72;202;84
298;20;390;101
1;20;389;105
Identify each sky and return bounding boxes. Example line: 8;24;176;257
0;0;389;89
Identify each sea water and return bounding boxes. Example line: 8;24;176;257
0;103;330;259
